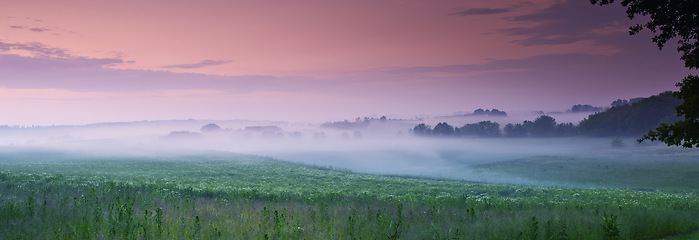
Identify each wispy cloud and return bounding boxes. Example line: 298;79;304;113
29;27;50;32
502;0;626;46
9;25;51;33
0;54;280;92
0;40;71;58
453;8;511;16
162;59;233;69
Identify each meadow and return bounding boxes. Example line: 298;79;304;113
1;149;699;239
475;143;699;192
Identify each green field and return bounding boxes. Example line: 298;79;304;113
476;152;699;192
1;149;698;239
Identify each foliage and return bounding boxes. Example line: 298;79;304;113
460;121;501;137
200;123;221;132
433;122;456;136
611;98;642;108
199;123;221;132
473;109;508;117
321;119;370;130
640;76;699;147
504;123;527;137
503;116;576;138
592;0;699;147
611;137;625;147
555;122;579;137
570;104;605;113
412;123;432;136
477;153;699;192
412;121;501;137
531;115;557;137
579;92;682;137
602;214;621;240
1;152;699;239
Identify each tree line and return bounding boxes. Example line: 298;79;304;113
412;115;577;138
578;91;682;137
413;91;681;138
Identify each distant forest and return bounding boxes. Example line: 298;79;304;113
412;91;682;138
578;91;682;137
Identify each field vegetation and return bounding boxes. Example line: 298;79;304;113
477;154;699;192
1;149;698;239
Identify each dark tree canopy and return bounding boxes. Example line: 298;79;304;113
570;104;603;113
579;91;682;137
472;108;507;117
555;122;578;137
200;123;221;132
640;76;699;147
433;122;456;136
593;0;699;147
412;123;432;136
460;121;501;137
504;123;527;137
611;97;643;107
531;115;556;137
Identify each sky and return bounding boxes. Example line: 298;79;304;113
1;0;696;125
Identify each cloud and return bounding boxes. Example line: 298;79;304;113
8;25;51;33
502;0;628;46
0;54;294;93
29;27;51;32
0;40;71;58
162;59;233;69
453;8;511;16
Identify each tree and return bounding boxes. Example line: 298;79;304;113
412;123;432;136
460;121;501;137
554;122;578;137
200;123;221;132
477;121;501;137
578;91;682;137
433;122;455;136
530;115;556;137
489;109;508;117
639;76;699;147
504;123;527;137
570;104;604;113
592;0;699;147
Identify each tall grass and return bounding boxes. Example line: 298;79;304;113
1;153;698;239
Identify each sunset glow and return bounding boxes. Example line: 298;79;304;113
1;0;695;125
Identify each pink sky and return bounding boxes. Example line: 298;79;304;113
0;0;696;125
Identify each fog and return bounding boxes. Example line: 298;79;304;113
1;116;697;188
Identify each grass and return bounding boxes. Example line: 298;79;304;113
661;231;699;240
1;150;698;239
476;154;699;192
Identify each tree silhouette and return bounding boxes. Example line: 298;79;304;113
554;122;578;137
460;121;501;137
433;122;455;136
592;0;699;147
200;123;221;132
504;123;527;137
412;123;432;136
640;76;699;147
579;92;682;137
530;115;556;137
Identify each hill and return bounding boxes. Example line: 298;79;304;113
578;91;682;137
